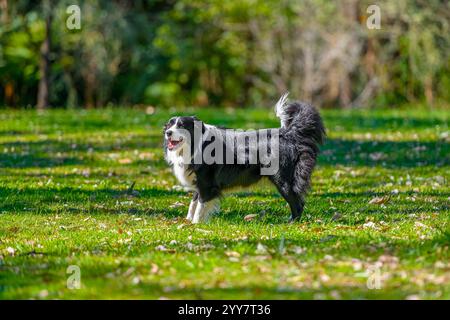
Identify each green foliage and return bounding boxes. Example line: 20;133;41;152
0;106;449;299
0;0;449;108
0;6;43;106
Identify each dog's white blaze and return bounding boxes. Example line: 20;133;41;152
166;120;185;142
192;198;220;223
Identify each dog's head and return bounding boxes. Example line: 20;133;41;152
163;116;203;153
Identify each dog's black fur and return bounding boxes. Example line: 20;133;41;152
163;99;325;222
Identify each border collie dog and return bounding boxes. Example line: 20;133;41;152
163;93;325;223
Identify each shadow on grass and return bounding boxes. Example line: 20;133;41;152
0;270;419;299
1;230;446;299
0;154;83;168
0;130;32;136
1;184;448;226
323;113;448;131
1;137;448;169
0;186;185;214
320;138;449;168
0;133;166;168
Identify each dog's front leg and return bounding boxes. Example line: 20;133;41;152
192;198;219;224
186;192;198;221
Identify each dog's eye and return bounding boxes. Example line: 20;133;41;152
163;119;175;132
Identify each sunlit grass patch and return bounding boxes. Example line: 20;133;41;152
0;107;449;299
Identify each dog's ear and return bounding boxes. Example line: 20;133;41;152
163;117;176;133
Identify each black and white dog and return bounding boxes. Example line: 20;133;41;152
163;93;325;223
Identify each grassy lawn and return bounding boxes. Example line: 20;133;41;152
0;107;449;300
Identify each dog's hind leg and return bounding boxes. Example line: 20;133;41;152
287;193;304;222
186;192;199;221
270;178;304;222
283;190;304;222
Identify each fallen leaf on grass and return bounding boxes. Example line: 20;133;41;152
169;201;184;209
138;152;154;160
244;214;258;221
351;258;363;271
320;273;331;282
122;267;135;277
290;246;306;255
255;243;269;255
329;290;341;300
369;152;387;161
377;255;399;268
131;276;141;285
151;263;159;274
363;221;377;229
118;238;132;244
434;261;447;269
406;295;421;300
225;251;240;258
155;245;176;253
323;255;334;261
196;228;212;234
332;212;342;221
8;226;20;233
414;222;430;229
146;106;155;115
319;235;337;242
38;290;49;298
369;196;389;205
118;158;132;164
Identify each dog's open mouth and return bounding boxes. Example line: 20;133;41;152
167;137;183;150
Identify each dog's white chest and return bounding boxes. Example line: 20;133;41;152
167;150;196;189
173;162;196;188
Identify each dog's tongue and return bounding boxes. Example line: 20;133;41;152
168;139;179;149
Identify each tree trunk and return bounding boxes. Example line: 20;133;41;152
0;0;8;24
37;0;52;110
424;76;434;107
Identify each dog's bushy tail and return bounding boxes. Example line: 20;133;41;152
274;92;325;147
274;92;326;194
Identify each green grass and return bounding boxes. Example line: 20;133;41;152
0;107;449;300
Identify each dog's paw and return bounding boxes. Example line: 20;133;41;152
192;216;207;224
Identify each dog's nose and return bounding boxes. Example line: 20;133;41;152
166;130;173;137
